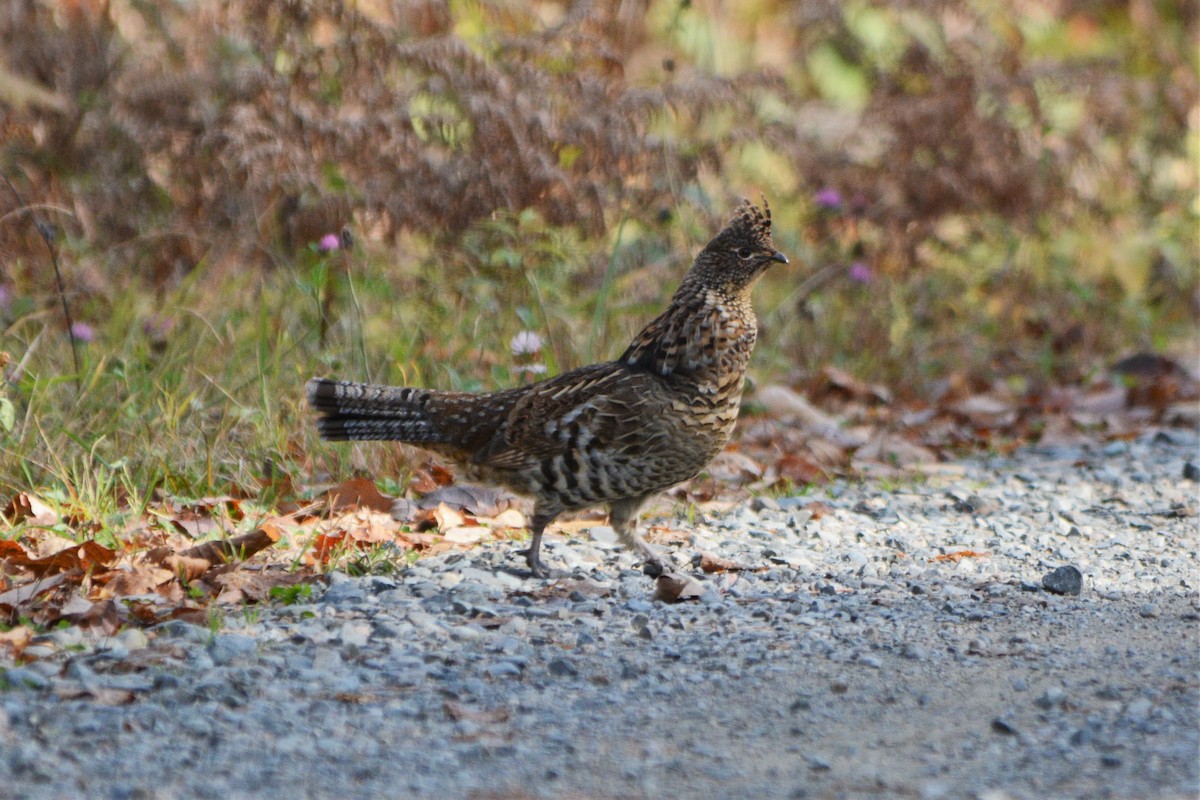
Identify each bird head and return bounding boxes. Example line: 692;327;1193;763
686;198;788;294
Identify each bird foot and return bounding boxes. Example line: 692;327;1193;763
641;558;666;578
523;550;563;580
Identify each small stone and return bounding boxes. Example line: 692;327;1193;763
1139;603;1159;619
1042;565;1083;595
900;643;927;661
2;667;48;690
1100;754;1122;768
486;661;522;679
547;658;578;678
991;716;1019;736
751;495;781;512
1182;462;1199;482
1035;687;1066;710
116;628;149;651
208;634;258;665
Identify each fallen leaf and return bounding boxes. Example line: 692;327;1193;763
696;552;757;573
933;550;988;563
488;508;527;529
854;434;938;467
0;540;117;577
178;524;282;565
775;453;829;486
2;492;57;525
706;451;765;483
804;501;834;520
433;502;466;531
0;572;69;610
652;571;705;603
821;366;892;404
442;527;486;545
951;394;1017;427
443;701;510;724
0;625;32;656
320;477;394;514
54;685;136;705
309;531;347;564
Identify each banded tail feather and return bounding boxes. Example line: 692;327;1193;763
306;378;440;442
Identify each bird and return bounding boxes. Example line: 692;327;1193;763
308;199;788;578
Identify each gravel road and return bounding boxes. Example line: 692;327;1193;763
2;428;1197;800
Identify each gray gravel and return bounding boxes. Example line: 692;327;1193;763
3;428;1198;799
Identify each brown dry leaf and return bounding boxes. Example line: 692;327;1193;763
804;501;834;520
775;453;829;486
0;625;32;657
756;385;843;435
433;502;466;531
1071;384;1128;415
0;572;69;611
696;552;759;574
933;550;988;563
1;540;118;578
309;531;347;564
854;434;938;467
170;496;244;538
652;571;705;603
951;394;1017;427
54;685;136;705
99;565;180;596
822;366;893;405
213;569;308;604
409;463;454;493
3;492;57;525
62;597;120;632
178;526;281;565
320;477;394;514
442;527;486;545
488;507;527;530
644;524;689;545
443;700;510;724
160;556;212;583
706;450;765;483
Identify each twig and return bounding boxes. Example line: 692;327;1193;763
0;175;81;386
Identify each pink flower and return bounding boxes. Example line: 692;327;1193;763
814;188;843;211
316;233;341;253
848;262;873;283
69;321;95;343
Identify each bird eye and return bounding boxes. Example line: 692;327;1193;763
736;247;753;259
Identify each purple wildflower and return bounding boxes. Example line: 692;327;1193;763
143;314;176;339
848;262;873;283
69;321;96;343
0;286;10;312
316;233;342;253
814;187;843;211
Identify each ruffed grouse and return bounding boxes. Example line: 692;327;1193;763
308;199;787;578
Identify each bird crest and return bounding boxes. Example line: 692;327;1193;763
727;197;774;249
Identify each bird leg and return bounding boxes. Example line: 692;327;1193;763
609;496;667;577
523;510;556;579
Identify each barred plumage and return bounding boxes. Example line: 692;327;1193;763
308;199;787;577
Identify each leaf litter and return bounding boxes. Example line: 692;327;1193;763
0;353;1194;645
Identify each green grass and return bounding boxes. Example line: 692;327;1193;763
0;199;1193;535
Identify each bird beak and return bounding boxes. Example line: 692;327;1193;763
770;251;789;264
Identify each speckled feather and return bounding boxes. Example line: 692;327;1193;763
308;199;787;577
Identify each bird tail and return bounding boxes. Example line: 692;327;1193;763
306;378;444;442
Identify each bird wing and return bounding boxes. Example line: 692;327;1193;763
471;362;669;470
